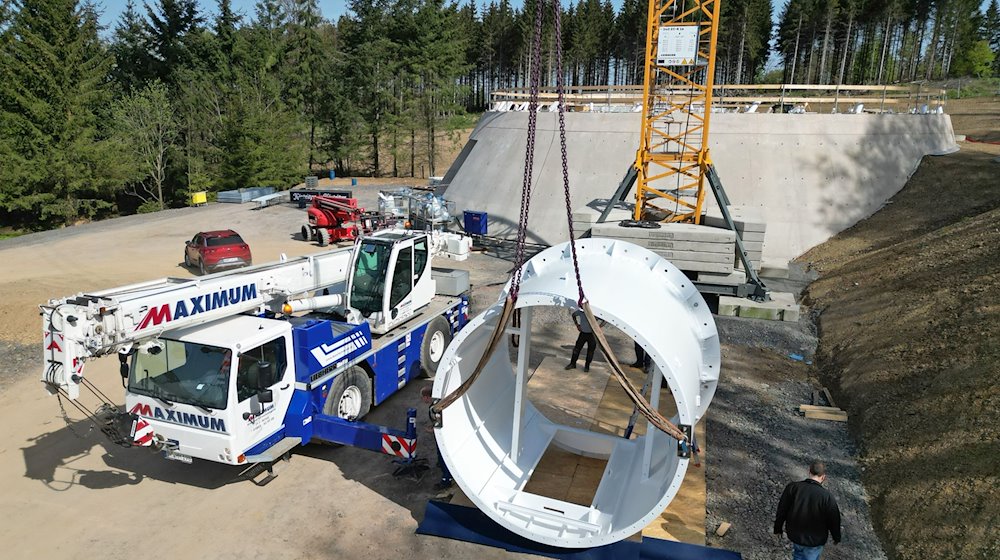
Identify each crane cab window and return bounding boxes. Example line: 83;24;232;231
236;338;287;402
414;238;428;279
390;246;413;309
129;340;231;410
351;241;391;316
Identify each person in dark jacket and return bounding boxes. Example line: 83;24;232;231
774;460;842;560
565;309;601;372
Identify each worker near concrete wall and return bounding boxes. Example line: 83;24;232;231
565;309;602;372
774;460;842;560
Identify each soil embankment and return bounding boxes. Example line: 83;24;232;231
800;138;1000;560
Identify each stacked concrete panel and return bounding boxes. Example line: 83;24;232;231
441;111;957;263
570;204;634;239
703;205;766;272
589;222;736;274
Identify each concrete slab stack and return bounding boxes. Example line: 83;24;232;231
589;222;736;274
570;204;633;239
703;205;767;272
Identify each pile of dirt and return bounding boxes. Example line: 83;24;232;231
799;140;1000;560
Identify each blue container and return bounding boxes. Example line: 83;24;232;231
463;210;488;235
329;170;336;179
351;178;358;186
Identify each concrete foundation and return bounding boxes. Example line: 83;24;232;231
442;111;957;263
718;292;801;322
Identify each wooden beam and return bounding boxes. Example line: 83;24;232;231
799;404;844;413
821;387;838;409
804;409;848;422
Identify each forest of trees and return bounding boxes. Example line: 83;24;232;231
0;0;998;231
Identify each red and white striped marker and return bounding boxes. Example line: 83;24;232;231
381;434;416;459
132;417;155;447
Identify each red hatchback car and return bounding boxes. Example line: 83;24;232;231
184;230;253;275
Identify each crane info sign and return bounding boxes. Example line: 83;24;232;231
657;25;700;66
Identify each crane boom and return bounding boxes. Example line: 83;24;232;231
42;246;354;399
42;228;471;401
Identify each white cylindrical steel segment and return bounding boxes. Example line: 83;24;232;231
432;238;721;548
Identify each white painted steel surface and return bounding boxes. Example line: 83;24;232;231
432;239;720;547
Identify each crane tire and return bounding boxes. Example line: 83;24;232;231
420;316;452;378
301;225;312;241
323;366;372;421
318;228;332;247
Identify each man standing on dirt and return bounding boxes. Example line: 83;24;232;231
774;460;842;560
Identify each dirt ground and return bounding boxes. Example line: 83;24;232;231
799;128;1000;557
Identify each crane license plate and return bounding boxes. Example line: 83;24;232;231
164;450;193;464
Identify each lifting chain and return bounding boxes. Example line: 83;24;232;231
434;1;688;443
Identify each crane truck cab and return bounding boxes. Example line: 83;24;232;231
43;229;470;467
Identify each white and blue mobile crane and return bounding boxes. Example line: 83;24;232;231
40;229;471;471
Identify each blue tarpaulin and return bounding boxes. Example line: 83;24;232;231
416;500;742;560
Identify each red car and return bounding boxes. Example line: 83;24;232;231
184;230;252;275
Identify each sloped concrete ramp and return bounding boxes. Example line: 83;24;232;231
441;111;957;263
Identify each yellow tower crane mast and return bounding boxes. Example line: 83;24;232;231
634;0;722;223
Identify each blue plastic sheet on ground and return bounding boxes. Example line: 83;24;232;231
416;500;742;560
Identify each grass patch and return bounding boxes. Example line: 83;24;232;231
446;112;481;130
945;78;1000;99
0;231;22;240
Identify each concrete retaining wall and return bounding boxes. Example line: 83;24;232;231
441;111;957;263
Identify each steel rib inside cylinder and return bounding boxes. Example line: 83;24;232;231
432;239;720;548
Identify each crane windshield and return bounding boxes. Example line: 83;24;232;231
128;340;232;410
350;241;391;316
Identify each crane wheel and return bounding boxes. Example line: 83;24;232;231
420;316;452;378
323;366;372;420
318;228;332;247
300;225;312;242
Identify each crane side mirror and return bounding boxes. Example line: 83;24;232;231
257;389;273;404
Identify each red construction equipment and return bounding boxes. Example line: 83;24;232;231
301;196;385;246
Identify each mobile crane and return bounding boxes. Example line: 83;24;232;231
41;229;470;468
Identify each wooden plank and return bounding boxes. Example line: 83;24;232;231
799;404;844;413
804;410;848;422
821;387;838;409
715;522;732;537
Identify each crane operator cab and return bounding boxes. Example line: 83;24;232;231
344;231;434;335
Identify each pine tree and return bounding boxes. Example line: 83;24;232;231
983;0;1000;75
144;0;204;85
111;0;151;92
0;0;123;229
215;0;240;62
281;0;327;170
343;0;399;176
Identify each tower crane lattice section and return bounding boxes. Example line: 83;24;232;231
634;0;721;224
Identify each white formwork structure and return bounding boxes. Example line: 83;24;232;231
432;239;721;547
